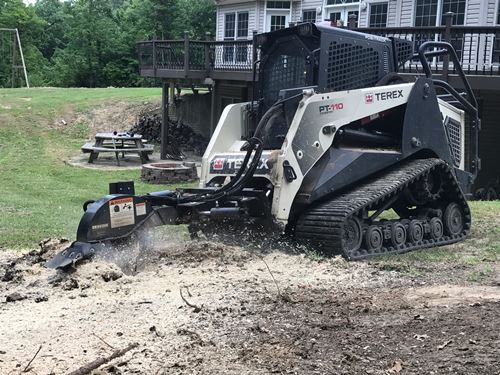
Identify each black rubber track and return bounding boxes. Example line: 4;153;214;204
295;158;471;260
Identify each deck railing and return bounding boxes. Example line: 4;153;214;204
357;25;500;76
137;17;500;80
137;31;256;80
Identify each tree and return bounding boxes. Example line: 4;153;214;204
174;0;215;39
1;0;217;87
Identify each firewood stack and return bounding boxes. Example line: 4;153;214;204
130;114;208;156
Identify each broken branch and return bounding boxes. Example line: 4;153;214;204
66;342;139;375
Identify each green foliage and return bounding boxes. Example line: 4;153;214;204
0;0;216;88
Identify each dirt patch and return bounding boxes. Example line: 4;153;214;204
56;101;160;137
0;236;499;374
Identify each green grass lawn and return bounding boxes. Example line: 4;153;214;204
0;87;187;249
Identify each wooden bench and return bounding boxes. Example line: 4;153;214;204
82;142;154;165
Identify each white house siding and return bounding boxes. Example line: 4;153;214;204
400;0;414;27
465;0;482;25
358;4;367;27
257;1;266;33
487;0;498;25
292;1;302;22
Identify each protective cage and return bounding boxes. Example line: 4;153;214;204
257;23;414;113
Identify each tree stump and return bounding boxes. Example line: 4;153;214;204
141;162;198;184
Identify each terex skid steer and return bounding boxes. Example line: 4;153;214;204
47;22;480;269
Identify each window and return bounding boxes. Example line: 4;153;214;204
415;0;466;27
266;1;291;9
237;12;249;38
414;0;438;27
494;1;500;62
225;12;249;39
369;3;388;27
270;15;287;31
302;9;317;23
441;0;466;25
327;0;358;4
224;13;236;39
329;12;342;24
497;0;500;24
223;12;249;63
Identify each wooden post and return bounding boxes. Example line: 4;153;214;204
184;31;190;78
160;81;170;160
204;32;211;73
252;30;258;64
152;41;157;77
251;30;258;104
443;12;453;82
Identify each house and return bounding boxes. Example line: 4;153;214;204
137;0;500;190
215;1;500;36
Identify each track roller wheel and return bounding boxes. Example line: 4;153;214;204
342;218;362;256
429;217;444;240
408;220;424;243
364;226;383;252
443;202;464;236
391;222;407;247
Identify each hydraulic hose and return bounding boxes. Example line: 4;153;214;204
176;137;263;203
143;137;263;205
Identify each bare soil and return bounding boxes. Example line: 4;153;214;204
0;236;499;375
56;101;161;137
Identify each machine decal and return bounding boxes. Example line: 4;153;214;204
213;158;225;171
365;93;374;104
91;224;109;230
210;155;271;175
376;90;404;101
109;197;135;228
319;102;344;114
135;202;147;216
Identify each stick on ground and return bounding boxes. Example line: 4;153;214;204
179;286;202;312
66;342;138;375
258;255;281;298
92;333;115;350
23;344;42;372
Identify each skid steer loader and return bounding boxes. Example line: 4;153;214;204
47;22;480;269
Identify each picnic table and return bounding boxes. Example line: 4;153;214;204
82;132;154;165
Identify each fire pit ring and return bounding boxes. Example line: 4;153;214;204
141;162;198;184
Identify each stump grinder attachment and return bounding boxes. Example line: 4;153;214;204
47;22;479;269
